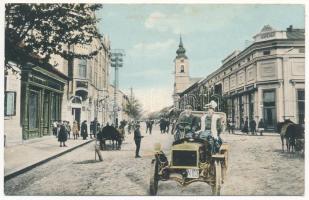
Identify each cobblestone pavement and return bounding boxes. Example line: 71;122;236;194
4;127;304;196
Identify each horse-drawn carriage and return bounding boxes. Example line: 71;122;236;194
149;111;229;195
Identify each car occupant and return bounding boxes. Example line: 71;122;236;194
199;100;223;154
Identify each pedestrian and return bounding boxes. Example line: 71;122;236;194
58;122;67;147
134;123;144;158
72;120;79;140
165;120;170;133
81;120;88;140
56;120;61;138
230;119;235;134
65;121;71;139
52;121;58;136
250;118;257;135
258;119;265;136
227;119;231;134
149;120;153;134
242;117;249;134
128;122;132;134
117;122;125;150
90;121;94;139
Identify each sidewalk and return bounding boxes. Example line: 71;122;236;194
224;130;279;136
4;136;94;180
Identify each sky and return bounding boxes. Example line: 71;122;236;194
96;4;304;113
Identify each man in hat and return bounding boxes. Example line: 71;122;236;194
199;100;223;153
134;123;144;158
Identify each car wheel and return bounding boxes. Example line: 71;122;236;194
149;159;159;195
211;160;222;196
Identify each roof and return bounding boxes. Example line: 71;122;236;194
286;29;305;40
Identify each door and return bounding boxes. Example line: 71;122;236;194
73;108;81;125
263;90;276;131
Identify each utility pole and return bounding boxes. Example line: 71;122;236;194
111;49;125;127
130;87;133;102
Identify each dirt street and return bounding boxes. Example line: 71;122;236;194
4;126;304;195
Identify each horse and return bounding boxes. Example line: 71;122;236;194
100;125;122;150
277;120;304;153
285;123;304;153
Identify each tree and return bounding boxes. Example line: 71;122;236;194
5;4;103;71
124;97;142;120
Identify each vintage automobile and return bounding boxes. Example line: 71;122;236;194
149;111;229;195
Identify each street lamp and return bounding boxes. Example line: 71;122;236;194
111;49;125;127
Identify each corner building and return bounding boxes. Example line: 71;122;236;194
178;25;305;131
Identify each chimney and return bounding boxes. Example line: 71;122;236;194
287;25;293;32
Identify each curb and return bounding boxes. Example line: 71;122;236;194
4;139;95;181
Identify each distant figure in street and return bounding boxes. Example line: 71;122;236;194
134;123;144;158
258;119;265;136
242;117;249;134
117;122;125;150
128;122;132;134
230;119;235;134
149;120;153;134
250;119;257;135
159;118;166;133
165;120;170;133
72;120;79;140
58;122;67;147
81;120;88;140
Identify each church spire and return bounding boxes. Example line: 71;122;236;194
179;34;183;47
176;34;187;59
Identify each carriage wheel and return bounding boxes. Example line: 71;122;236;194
149;159;159;195
211;160;222;196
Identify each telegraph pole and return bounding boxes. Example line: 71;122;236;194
111;49;125;127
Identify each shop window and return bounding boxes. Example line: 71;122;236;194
297;90;305;124
4;91;16;116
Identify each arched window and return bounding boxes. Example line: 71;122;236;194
180;65;184;73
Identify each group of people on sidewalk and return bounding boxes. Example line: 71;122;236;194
53;118;100;147
226;117;265;135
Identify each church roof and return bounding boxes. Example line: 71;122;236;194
176;35;188;59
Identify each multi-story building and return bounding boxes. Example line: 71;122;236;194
58;35;111;128
4;35;111;146
177;25;305;131
107;84;130;125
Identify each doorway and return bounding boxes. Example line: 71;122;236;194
263;90;276;131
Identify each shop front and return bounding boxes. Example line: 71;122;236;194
21;63;67;140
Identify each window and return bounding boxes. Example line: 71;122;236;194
79;59;87;78
5;91;16;116
29;91;39;129
299;48;305;53
181;59;184;63
263;50;271;55
297;90;305;124
180;65;184;73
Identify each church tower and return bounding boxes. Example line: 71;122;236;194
173;36;190;108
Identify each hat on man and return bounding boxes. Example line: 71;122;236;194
205;100;218;109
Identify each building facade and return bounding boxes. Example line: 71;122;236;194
177;25;305;131
4;59;67;146
56;36;111;129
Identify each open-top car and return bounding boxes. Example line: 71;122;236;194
149;111;229;195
